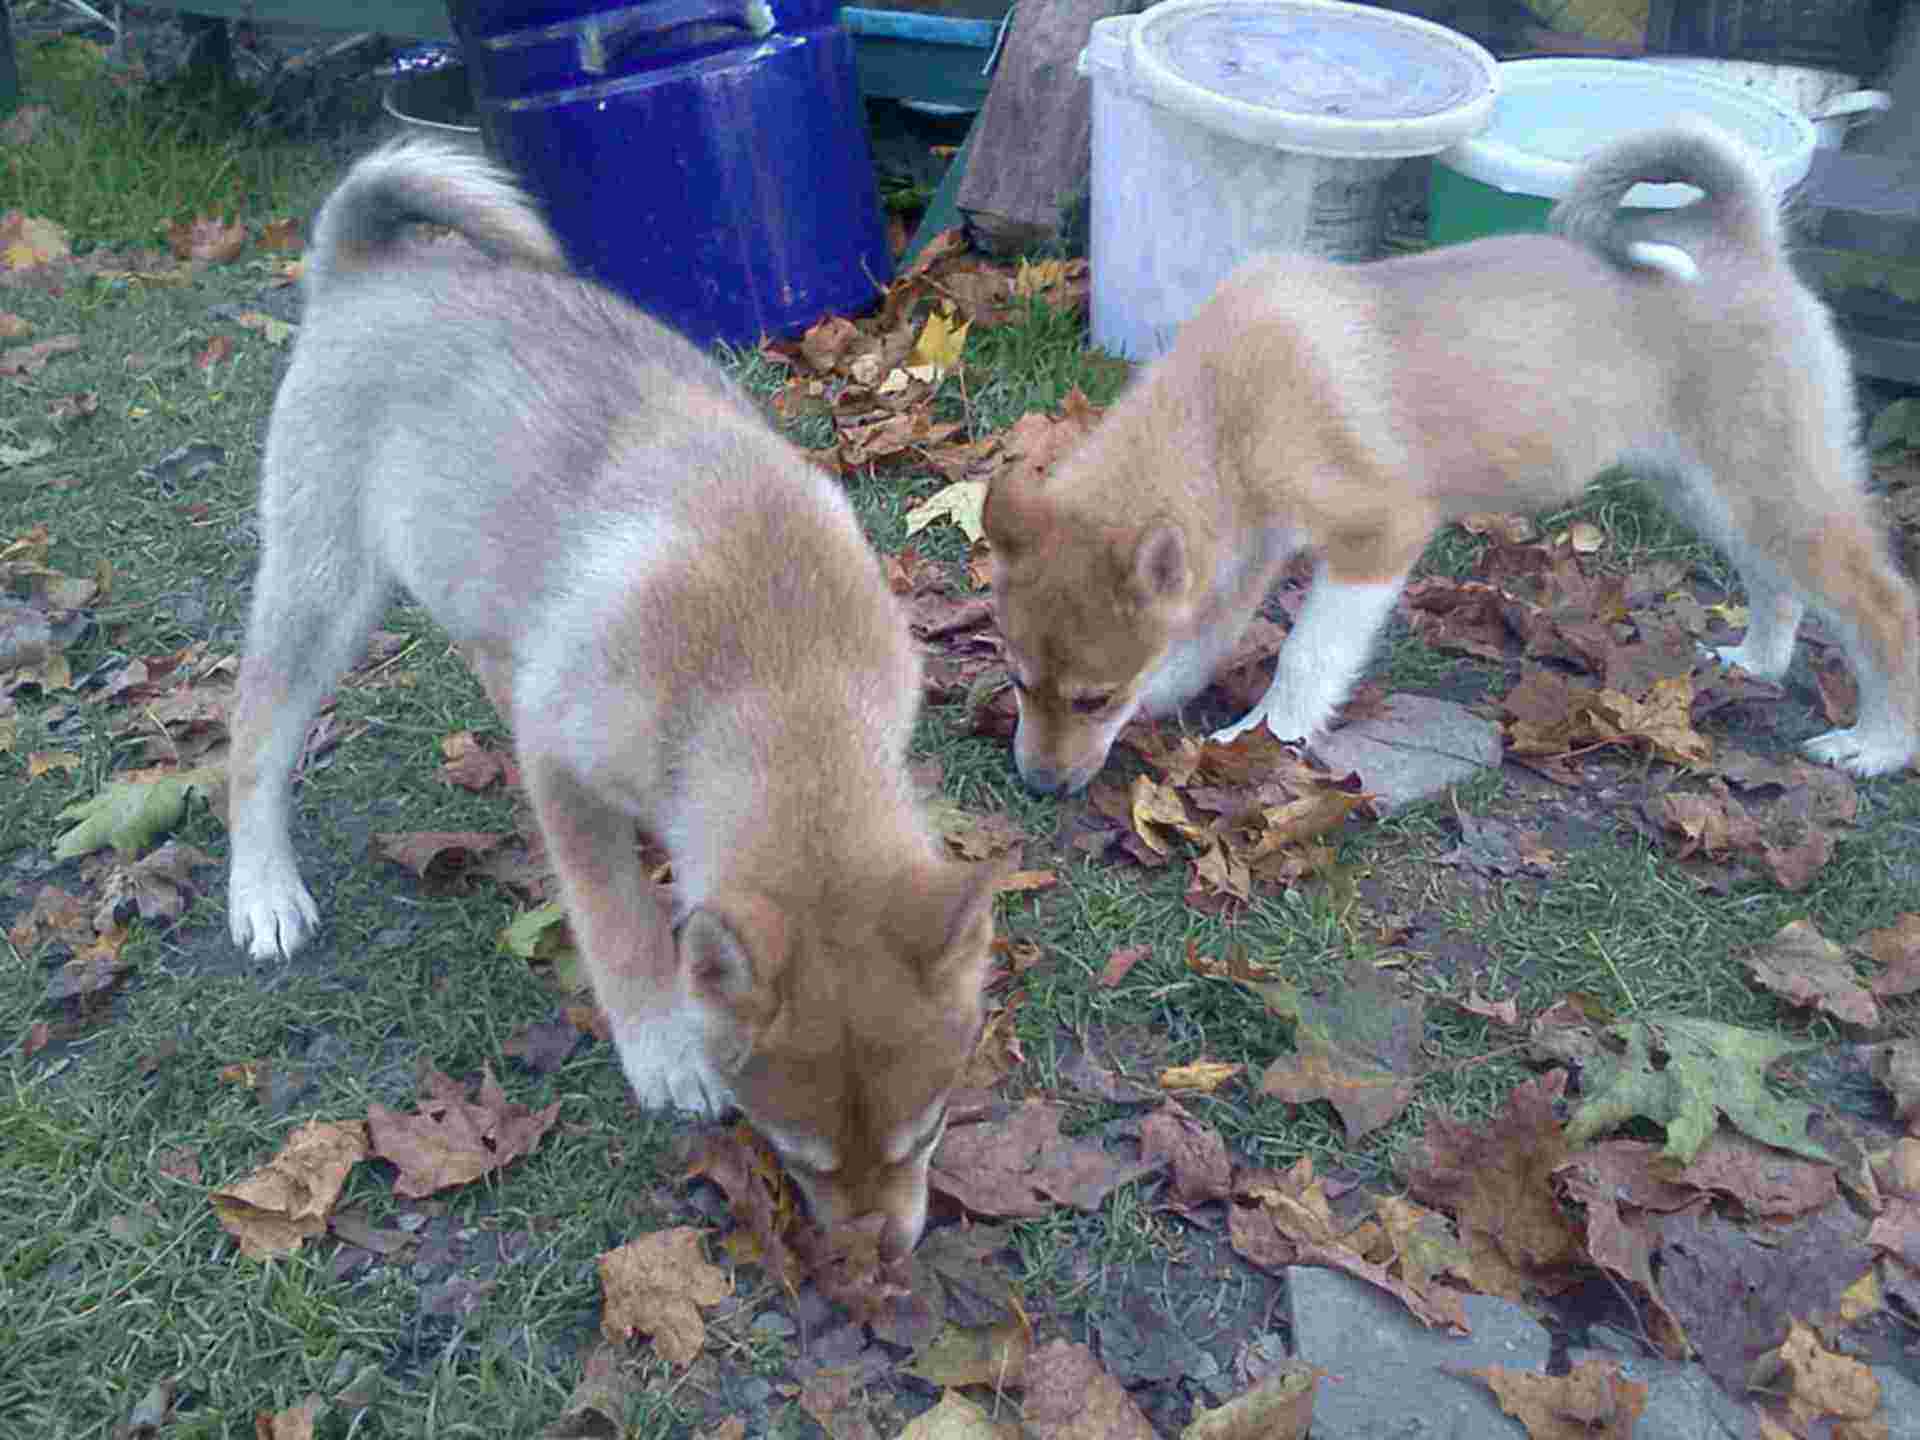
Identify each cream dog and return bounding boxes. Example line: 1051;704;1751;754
226;141;1000;1260
985;123;1918;793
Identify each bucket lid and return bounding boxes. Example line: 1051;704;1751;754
1123;0;1498;159
1438;59;1817;207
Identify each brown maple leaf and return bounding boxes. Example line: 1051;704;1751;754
364;1065;559;1198
596;1226;731;1367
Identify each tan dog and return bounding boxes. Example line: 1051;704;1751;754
985;123;1920;793
226;141;1000;1260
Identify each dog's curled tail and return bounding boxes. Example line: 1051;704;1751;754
305;139;566;296
1549;121;1783;282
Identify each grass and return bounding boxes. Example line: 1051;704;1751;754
4;43;1920;1440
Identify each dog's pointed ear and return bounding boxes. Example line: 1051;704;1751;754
981;478;1023;559
920;858;1004;994
679;897;784;1029
1129;523;1189;604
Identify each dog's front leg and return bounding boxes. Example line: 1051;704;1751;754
523;756;734;1117
1213;558;1409;746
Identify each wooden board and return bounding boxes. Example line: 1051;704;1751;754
955;0;1139;254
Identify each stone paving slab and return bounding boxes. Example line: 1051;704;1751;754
1291;1267;1920;1439
1309;694;1502;814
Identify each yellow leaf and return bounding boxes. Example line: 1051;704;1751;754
1159;1060;1243;1093
910;303;970;377
905;479;989;544
27;750;81;778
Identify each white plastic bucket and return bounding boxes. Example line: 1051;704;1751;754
1435;59;1817;219
1079;0;1497;361
1643;57;1889;149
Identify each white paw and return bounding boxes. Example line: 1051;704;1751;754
1712;643;1787;682
1802;726;1916;778
1211;705;1309;746
228;862;320;959
614;1016;736;1118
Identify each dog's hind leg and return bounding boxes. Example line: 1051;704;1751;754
1786;513;1920;776
227;543;391;959
1658;440;1920;777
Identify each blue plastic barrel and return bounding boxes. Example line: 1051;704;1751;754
450;0;892;347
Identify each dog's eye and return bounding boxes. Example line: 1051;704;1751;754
1070;693;1113;716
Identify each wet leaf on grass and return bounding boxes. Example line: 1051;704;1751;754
1181;1359;1319;1440
437;729;518;791
371;830;507;889
502;1014;586;1074
684;1122;802;1288
1229;1157;1469;1331
53;764;224;861
905;1310;1031;1391
210;1119;369;1259
1654;1200;1874;1394
1139;1102;1232;1213
1401;1071;1587;1301
1863;913;1920;998
596;1226;731;1367
1670;1132;1839;1219
1563;1015;1831;1165
1157;1060;1242;1094
1020;1339;1155;1440
905;480;988;545
253;1396;324;1440
1551;1142;1699;1359
1867;1041;1920;1132
1098;944;1149;987
928;1098;1160;1220
540;1340;652;1439
1242;959;1425;1142
364;1065;560;1198
898;1390;1020;1439
90;840;216;931
168;214;246;265
1745;919;1880;1028
1752;1318;1884;1435
1462;1359;1646;1440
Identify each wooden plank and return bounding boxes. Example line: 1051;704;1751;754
956;0;1136;254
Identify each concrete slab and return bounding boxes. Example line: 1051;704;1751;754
1309;694;1502;814
1289;1266;1550;1373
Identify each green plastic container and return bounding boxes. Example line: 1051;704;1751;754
1427;163;1551;245
1429;58;1815;247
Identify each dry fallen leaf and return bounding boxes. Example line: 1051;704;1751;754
0;209;70;270
210;1119;369;1259
1157;1060;1242;1094
929;1099;1160;1219
597;1226;731;1367
1466;1358;1647;1439
1745;919;1879;1028
898;1389;1019;1439
169;213;246;264
1181;1359;1320;1439
0;332;81;377
905;479;989;545
1020;1339;1155;1440
258;218;303;253
364;1065;560;1198
254;1395;324;1440
1752;1318;1883;1434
